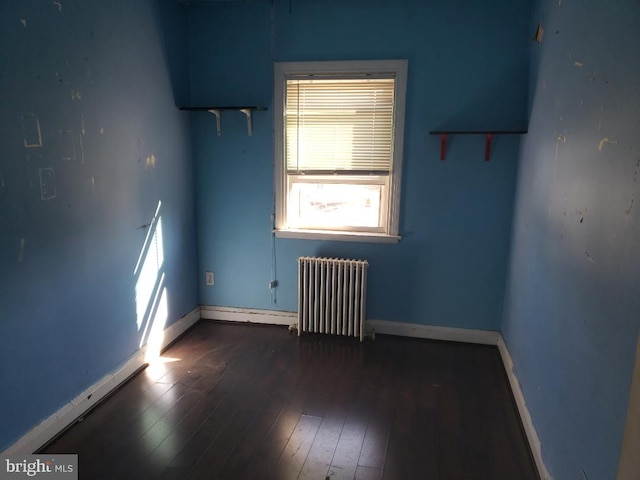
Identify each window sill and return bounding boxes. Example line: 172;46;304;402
274;229;401;244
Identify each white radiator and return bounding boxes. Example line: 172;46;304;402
297;256;369;342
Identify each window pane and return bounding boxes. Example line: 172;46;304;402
288;181;384;229
285;78;395;173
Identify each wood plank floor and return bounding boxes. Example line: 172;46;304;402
42;321;539;480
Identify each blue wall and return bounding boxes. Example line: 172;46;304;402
502;0;640;478
0;0;198;451
190;0;531;330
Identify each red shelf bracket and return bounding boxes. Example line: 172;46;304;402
440;134;447;161
485;133;493;161
429;130;526;161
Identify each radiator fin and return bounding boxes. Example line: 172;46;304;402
297;257;368;341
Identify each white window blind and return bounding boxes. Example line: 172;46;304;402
285;77;395;174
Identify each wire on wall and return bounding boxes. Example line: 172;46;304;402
270;213;277;305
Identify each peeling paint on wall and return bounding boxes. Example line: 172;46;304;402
71;89;82;101
79;134;85;164
18;238;26;262
598;137;618;151
585;251;596;265
79;115;86;163
145;154;157;169
534;23;545;43
52;1;62;12
574;62;584;67
22;113;43;148
59;129;76;161
55;71;69;86
20;19;27;27
553;135;568;185
575;207;588;224
39;167;56;200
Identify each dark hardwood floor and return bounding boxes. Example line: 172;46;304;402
42;321;539;480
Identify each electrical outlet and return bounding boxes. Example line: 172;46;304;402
205;271;214;286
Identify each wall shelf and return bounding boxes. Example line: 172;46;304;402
429;130;527;161
180;106;267;136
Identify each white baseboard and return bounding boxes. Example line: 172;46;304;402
200;305;296;326
3;305;201;456
200;306;500;346
367;319;500;345
497;335;552;480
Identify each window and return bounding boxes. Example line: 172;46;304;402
274;60;407;243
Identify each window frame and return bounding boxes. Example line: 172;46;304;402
273;59;407;243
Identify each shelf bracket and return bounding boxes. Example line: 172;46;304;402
239;108;254;136
485;133;493;162
429;130;526;162
208;109;222;136
440;134;447;161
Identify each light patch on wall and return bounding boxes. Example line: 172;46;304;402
59;129;76;161
22;113;43;148
574;62;584;67
135;215;164;329
39;167;56;200
20;19;27;27
0;170;5;190
145;154;157;169
52;1;62;12
598;137;618;151
71;89;82;101
18;238;26;262
99;128;104;135
143;284;169;363
134;200;168;365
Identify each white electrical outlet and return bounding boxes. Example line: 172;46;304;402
205;271;214;286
